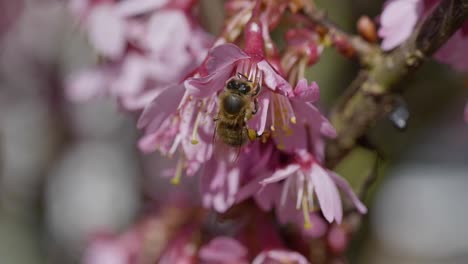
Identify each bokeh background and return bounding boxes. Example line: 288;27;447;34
0;0;467;263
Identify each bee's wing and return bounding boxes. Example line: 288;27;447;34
212;126;242;164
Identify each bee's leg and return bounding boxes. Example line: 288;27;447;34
252;98;259;115
247;128;258;141
253;84;262;96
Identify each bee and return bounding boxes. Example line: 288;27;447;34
215;73;260;147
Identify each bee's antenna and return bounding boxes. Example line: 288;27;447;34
237;72;251;82
252;99;259;115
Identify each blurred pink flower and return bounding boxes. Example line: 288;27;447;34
83;231;141;264
0;0;24;39
199;237;249;264
252;250;310;264
158;226;198;264
327;224;349;255
379;0;468;72
434;25;468;72
378;0;422;50
66;0;212;110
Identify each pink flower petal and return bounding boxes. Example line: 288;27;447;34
112;54;147;96
115;0;168;17
252;250;310;264
144;10;190;56
328;171;368;214
260;164;300;185
204;43;249;74
310;164;343;223
255;183;281;211
184;67;233;98
379;0;423;50
199;237;248;264
185;44;250;98
138;133;158;153
257;60;293;95
119;89;161;111
293;102;337;138
293;78;320;102
87;4;126;58
137;84;185;129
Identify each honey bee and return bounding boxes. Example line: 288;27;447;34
215;73;260;147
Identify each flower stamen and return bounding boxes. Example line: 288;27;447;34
302;196;312;229
171;157;185;185
191;111;202;145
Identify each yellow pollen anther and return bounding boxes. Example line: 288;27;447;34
270;125;276;131
247;129;257;141
290;117;297;124
302;196;313;229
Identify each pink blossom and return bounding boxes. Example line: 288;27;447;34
378;0;422;50
260;150;367;225
252;249;310;264
83;231;141;264
198;237;249;264
66;0;212;110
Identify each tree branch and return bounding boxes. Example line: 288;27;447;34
325;0;468;168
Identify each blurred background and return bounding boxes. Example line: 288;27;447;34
0;0;467;263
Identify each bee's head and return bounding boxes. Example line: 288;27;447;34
226;79;252;95
222;94;245;115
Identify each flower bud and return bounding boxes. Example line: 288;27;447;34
357;16;377;43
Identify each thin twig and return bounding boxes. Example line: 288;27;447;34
300;5;380;64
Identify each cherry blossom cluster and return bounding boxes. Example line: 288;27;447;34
64;0;468;262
